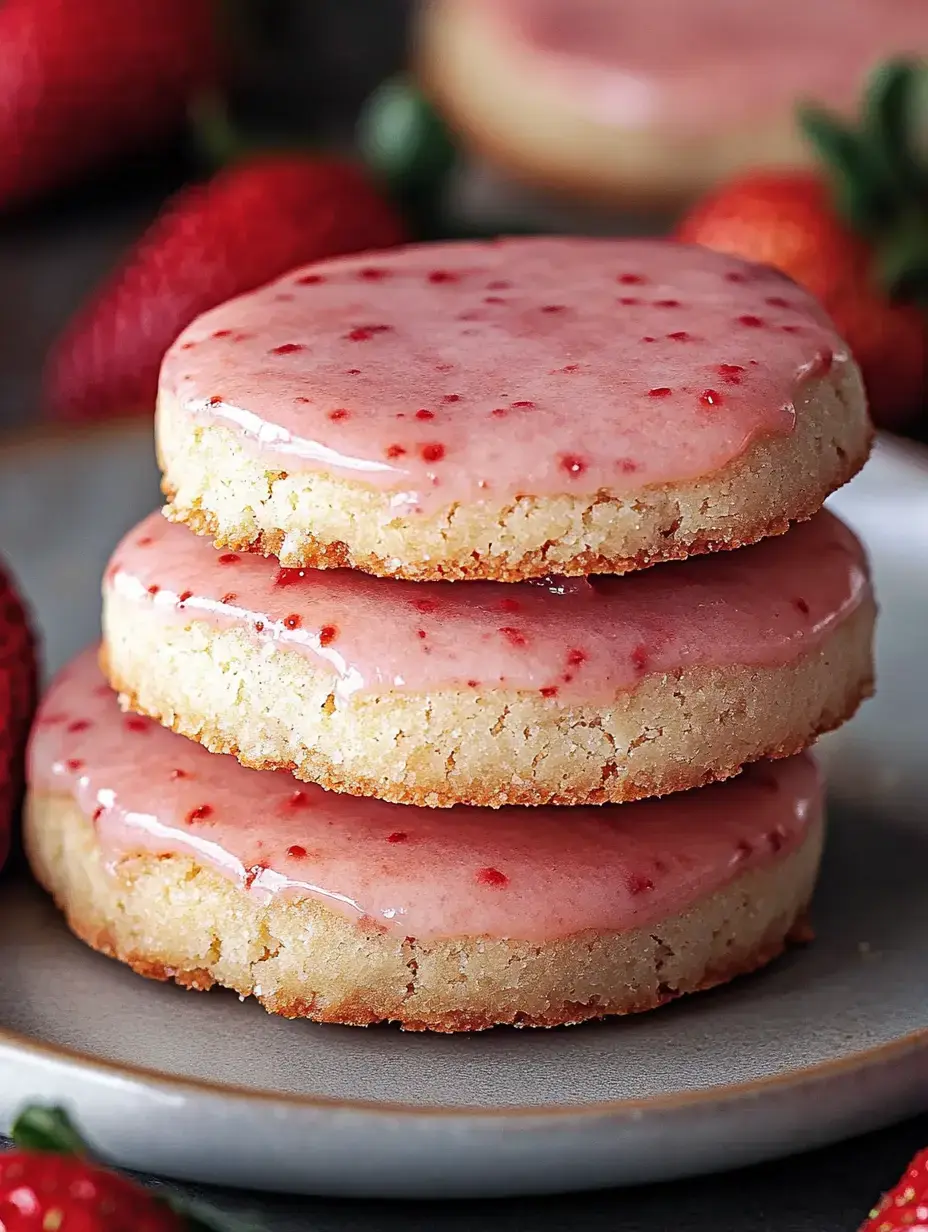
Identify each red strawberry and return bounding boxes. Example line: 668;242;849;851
0;561;36;871
0;0;220;210
42;156;407;423
0;1106;244;1229
859;1146;928;1231
678;58;928;430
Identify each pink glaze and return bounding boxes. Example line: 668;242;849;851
29;650;822;940
107;509;870;705
161;239;850;515
475;0;927;132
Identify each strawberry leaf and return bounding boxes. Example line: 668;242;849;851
797;103;889;232
10;1105;92;1157
863;58;925;200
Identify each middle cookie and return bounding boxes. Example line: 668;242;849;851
102;510;874;808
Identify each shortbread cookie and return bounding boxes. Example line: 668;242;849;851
157;237;869;582
26;650;824;1032
418;0;926;207
101;508;874;808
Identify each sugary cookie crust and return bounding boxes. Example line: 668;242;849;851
101;591;874;808
157;365;869;581
24;791;823;1031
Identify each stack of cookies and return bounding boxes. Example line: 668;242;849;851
25;238;875;1031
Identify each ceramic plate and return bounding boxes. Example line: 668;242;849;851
0;423;926;1199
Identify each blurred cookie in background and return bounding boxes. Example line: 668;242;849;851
417;0;928;210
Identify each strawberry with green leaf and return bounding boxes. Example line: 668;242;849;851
678;58;928;429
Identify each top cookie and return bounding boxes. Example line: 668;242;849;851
158;238;870;581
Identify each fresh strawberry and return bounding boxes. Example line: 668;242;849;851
678;58;928;430
859;1146;928;1231
0;1106;247;1229
0;0;220;210
42;155;407;423
0;561;36;871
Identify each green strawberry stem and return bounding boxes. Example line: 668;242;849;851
9;1105;260;1232
798;56;928;302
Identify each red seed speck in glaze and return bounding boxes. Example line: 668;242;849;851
386;444;406;459
212;329;232;338
186;804;213;824
500;626;527;647
147;584;160;596
417;629;427;639
275;568;307;587
567;648;587;668
328;408;350;421
345;368;361;375
286;790;309;808
738;314;765;328
627;874;655;895
180;341;196;350
618;296;640;305
415;408;435;420
667;330;692;341
617;458;639;472
466;679;479;688
218;553;240;565
124;717;148;733
428;269;458;283
207;395;223;406
718;363;745;384
700;389;723;408
387;832;408;843
255;620;265;632
283;613;302;630
296;273;325;284
541;304;566;313
136;536;153;547
178;590;193;604
511;400;535;408
287;845;308;859
65;758;84;772
221;592;238;606
319;624;338;646
793;597;811;615
641;336;656;343
170;768;189;780
617;273;646;285
66;719;91;733
476;867;509;887
765;296;790;308
359;267;389;281
346;324;392;342
540;686;559;698
484;296;506;304
725;271;748;283
649;387;672;398
420;443;445;462
244;864;267;890
559;454;587;476
441;393;460;403
271;343;303;355
491;407;508;418
654;299;680;308
92;806;104;823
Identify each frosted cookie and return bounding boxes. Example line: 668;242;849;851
417;0;927;207
101;508;874;808
26;650;824;1032
157;237;869;582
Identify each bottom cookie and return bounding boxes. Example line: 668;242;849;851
25;650;824;1032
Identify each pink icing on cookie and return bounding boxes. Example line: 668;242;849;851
474;0;926;132
29;650;822;940
161;238;850;515
107;509;870;704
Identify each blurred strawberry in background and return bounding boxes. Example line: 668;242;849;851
0;0;221;211
42;152;407;423
678;59;928;432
